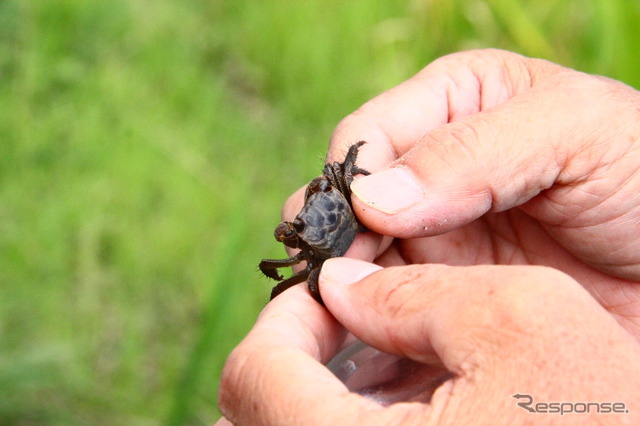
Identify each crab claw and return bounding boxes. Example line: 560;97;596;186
259;261;285;281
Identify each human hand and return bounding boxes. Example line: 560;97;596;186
218;258;640;425
218;49;640;424
284;48;640;336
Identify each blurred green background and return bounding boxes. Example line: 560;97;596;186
1;0;639;424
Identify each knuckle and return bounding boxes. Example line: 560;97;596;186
219;339;296;424
218;345;249;412
410;119;491;188
419;119;486;165
218;342;264;420
551;70;638;115
427;48;493;71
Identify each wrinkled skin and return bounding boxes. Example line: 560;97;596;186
259;141;370;304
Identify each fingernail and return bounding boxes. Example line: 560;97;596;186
351;167;424;214
320;258;382;286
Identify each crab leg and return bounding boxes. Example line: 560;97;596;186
324;141;370;199
306;268;323;305
259;252;305;281
342;141;370;188
270;267;311;300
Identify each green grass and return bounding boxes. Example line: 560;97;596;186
1;0;639;424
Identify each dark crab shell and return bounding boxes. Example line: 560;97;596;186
295;187;359;260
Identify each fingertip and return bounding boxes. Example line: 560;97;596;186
319;257;383;289
318;258;384;335
350;166;492;239
350;167;424;214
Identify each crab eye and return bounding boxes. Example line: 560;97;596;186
274;221;298;243
293;219;305;233
305;177;331;199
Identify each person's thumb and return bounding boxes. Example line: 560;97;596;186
319;257;640;417
350;71;640;239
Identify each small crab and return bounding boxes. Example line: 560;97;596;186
259;141;370;305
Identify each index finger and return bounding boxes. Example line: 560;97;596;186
218;285;436;424
328;51;483;169
217;286;357;424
